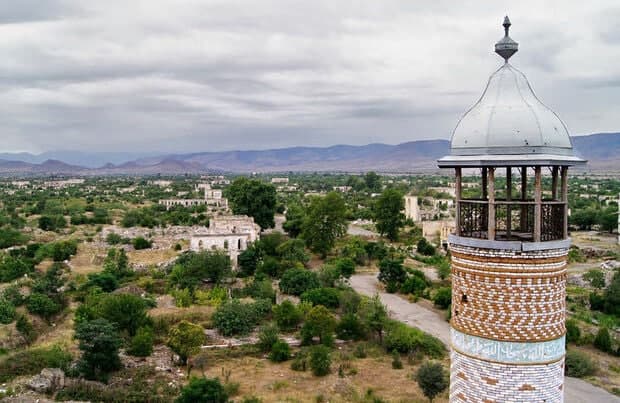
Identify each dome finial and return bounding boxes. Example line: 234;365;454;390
495;15;519;62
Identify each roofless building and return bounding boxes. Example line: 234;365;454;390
438;17;585;402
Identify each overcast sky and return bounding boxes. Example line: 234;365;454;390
1;0;619;153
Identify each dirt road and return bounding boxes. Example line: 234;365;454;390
349;274;620;403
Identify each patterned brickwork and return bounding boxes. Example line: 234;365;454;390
450;243;568;342
450;350;564;402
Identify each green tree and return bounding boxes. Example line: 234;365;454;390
301;305;336;346
176;377;228;403
227;178;277;229
302;192;347;258
0;255;33;282
604;271;620;316
269;340;291;362
359;294;388;343
273;300;302;330
212;300;257;336
170;250;232;290
364;171;381;193
0;298;16;324
128;326;154;357
276;239;309;266
102;248;131;279
283;202;305;238
75;319;122;381
98;293;149;337
565;319;581;343
238;244;261;277
309;345;332;376
26;293;61;321
415;361;449;402
594;327;612;353
378;258;407;292
432;287;452;309
167;321;205;366
132;236;152;250
598;206;618;233
373;189;405;241
279;268;320;296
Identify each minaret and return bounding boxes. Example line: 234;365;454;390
438;17;586;402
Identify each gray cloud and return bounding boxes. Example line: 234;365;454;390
0;0;618;153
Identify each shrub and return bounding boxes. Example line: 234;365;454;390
194;287;227;307
279;268;320;296
257;323;280;353
291;350;309;372
176;377;228;403
401;275;427;296
589;292;605;311
212;300;256;336
85;272;119;292
273;300;302;330
26;292;61;321
301;305;336;346
416;361;448;402
339;289;361;314
566;319;581;343
0;255;33;282
378;258;407;291
353;343;367;358
583;269;606;289
301;288;340;309
565;349;597;377
335;258;356;278
594;327;613;353
417;238;436;256
0;345;72;382
335;314;365;341
244;279;276;303
15;314;37;343
391;351;403;369
269;340;291;362
309;345;331;376
167;321;205;365
2;285;24;306
98;293;149;337
384;321;445;358
132;237;152;250
172;288;193;308
106;232;123;245
432;287;452;309
128;327;154;357
0;298;16;324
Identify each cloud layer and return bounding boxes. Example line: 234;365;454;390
1;0;619;152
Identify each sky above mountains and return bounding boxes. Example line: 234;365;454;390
1;1;619;153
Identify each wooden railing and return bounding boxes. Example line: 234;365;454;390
458;199;565;242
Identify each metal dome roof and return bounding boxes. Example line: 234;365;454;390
438;17;585;167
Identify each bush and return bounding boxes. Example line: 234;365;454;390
378;258;406;291
400;275;427;296
309;345;331;376
589;292;605;311
391;351;403;369
0;298;16;324
335;314;365;340
594;327;613;353
269;340;291;362
167;321;205;365
98;293;149;337
257;323;280;353
194;287;227;307
244;279;276;303
176;377;228;403
172;288;193;308
26;292;61;321
16;314;37;343
301;288;340;309
301;305;336;346
106;232;123;245
0;345;72;382
384;321;445;358
291;350;309;372
279;268;320;296
565;349;597;377
212;300;257;336
415;361;448;402
273;300;302;330
132;237;152;250
128;327;154;357
335;258;356;278
85;272;119;292
417;238;436;256
566;319;581;343
432;287;452;309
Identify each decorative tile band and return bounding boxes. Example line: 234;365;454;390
451;328;565;364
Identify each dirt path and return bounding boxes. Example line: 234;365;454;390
349;274;620;403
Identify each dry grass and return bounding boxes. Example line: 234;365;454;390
195;345;449;403
69;243;107;276
128;248;178;266
571;345;620;395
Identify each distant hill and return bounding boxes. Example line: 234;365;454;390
0;132;618;176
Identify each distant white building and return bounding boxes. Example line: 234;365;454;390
190;215;260;268
149;180;172;187
159;183;228;209
333;186;352;193
404;195;420;222
271;177;289;184
43;179;85;189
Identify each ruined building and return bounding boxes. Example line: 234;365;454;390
438;17;585;402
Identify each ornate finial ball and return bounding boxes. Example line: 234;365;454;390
495;16;518;61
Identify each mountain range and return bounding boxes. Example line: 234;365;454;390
0;133;618;176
